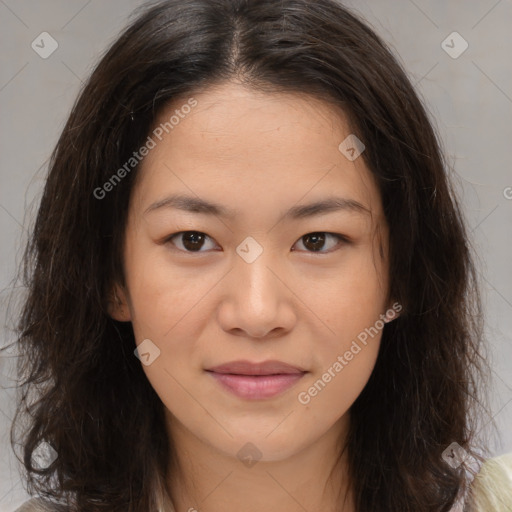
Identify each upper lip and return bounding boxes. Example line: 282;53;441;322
206;360;307;376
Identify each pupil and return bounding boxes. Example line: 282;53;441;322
305;233;325;251
183;232;204;251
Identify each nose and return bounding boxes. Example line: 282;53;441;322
216;242;297;339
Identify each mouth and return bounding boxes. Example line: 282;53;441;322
205;360;307;400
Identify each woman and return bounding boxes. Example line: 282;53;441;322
7;0;512;510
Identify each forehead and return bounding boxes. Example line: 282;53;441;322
133;81;383;223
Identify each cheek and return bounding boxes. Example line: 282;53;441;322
124;244;215;397
298;250;386;421
297;334;381;430
297;255;385;416
311;251;387;350
124;243;214;338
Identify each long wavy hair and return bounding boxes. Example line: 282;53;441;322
6;0;493;510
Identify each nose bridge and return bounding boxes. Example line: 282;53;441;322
217;234;294;338
233;235;280;308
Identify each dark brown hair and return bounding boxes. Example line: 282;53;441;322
6;0;492;510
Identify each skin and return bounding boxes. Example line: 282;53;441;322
109;81;398;512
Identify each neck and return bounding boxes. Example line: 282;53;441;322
165;412;355;512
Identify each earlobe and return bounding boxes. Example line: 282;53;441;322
107;285;132;322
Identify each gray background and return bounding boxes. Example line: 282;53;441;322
1;0;511;510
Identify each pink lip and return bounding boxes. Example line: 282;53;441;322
207;359;306;375
208;372;305;399
206;360;307;400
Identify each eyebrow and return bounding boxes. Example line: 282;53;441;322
144;193;371;220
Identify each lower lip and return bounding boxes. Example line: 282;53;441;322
207;371;306;400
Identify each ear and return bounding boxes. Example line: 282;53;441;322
383;300;402;323
107;284;132;322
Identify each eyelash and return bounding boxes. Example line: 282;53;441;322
163;231;350;255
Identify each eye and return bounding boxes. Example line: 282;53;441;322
164;230;349;254
165;231;219;253
292;232;349;253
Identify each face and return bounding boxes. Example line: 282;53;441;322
110;81;396;464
